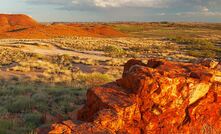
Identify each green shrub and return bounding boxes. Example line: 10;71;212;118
0;120;14;129
130;45;150;52
103;45;126;57
0;106;8;115
51;54;73;67
114;24;144;32
187;50;216;58
0;48;32;65
57;100;74;114
32;92;48;102
167;36;220;58
32;92;49;112
76;72;113;88
167;36;213;46
0;119;16;134
7;96;32;113
23;113;42;128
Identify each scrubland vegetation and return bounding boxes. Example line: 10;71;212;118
0;80;85;134
0;22;220;133
167;36;221;58
111;22;221;59
0;47;115;133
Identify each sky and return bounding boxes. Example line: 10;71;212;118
0;0;221;22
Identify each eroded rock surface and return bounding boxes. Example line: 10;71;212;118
47;59;221;134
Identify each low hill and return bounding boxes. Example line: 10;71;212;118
0;14;38;27
0;14;126;38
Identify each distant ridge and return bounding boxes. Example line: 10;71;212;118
0;14;126;38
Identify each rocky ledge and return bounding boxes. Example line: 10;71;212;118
45;59;221;134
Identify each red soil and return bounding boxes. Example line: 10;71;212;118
0;14;126;38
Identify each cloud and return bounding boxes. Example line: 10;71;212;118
176;6;221;17
157;13;166;16
201;6;209;12
21;0;221;22
176;11;221;17
24;0;73;6
93;0;171;8
23;0;221;13
25;0;172;8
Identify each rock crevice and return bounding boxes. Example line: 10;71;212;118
47;59;221;134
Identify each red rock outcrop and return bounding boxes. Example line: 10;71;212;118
46;59;221;134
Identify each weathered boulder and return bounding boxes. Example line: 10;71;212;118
47;59;221;134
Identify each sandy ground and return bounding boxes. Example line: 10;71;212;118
0;39;124;81
0;40;112;61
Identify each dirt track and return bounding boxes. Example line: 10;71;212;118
0;40;112;61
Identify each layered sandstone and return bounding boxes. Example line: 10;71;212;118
47;59;221;134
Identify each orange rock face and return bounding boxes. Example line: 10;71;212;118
0;14;38;27
47;59;221;134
